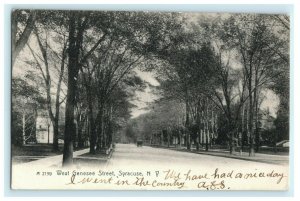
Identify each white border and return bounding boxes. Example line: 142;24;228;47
1;0;299;201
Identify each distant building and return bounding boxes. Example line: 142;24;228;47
260;110;276;131
35;110;53;144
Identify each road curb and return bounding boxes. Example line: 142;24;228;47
150;145;288;165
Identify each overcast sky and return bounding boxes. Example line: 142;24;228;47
130;69;160;118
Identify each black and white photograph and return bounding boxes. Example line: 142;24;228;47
10;9;290;190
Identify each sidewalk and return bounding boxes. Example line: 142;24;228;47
13;148;90;168
151;145;289;165
13;146;116;168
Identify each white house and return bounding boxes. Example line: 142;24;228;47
35;110;53;144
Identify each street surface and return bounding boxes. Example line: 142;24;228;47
12;143;288;170
103;143;288;170
11;143;289;190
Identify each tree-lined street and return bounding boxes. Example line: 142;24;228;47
11;10;289;168
13;143;288;171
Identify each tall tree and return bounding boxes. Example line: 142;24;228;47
26;22;68;151
12;10;36;67
216;14;289;155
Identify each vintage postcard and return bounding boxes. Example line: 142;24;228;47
11;9;290;190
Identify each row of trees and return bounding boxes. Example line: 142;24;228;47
12;10;183;166
125;13;289;156
12;11;289;166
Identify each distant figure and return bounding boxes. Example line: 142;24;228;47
137;140;143;147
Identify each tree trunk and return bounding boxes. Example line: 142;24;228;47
229;130;235;154
205;119;209;151
248;64;255;157
185;99;191;150
87;106;96;154
11;11;36;67
86;89;96;154
201;129;204;147
76;113;84;149
254;97;260;152
89;117;97;154
52;119;59;151
241;104;245;152
254;74;260;153
62;13;78;166
63;92;75;166
77;125;84;149
197;130;200;151
102;110;107;149
167;129;170;148
205;129;209;152
53;42;66;151
84;70;96;153
178;132;181;147
22;112;26;145
85;117;89;147
108;106;113;147
96;105;104;150
47;124;50;144
274;131;278;153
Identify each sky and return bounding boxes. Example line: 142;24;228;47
130;69;160;118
